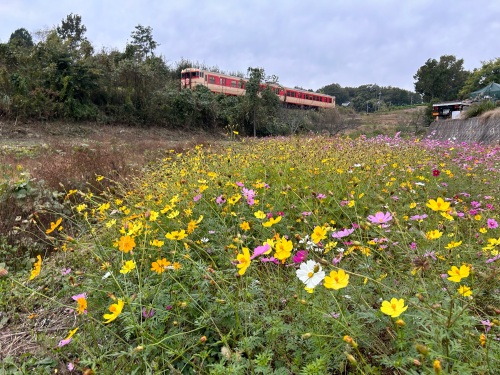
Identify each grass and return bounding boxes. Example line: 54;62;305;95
1;123;500;374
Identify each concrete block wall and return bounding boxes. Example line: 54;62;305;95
426;117;500;144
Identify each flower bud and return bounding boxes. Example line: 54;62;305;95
344;353;357;366
200;336;207;343
301;332;312;339
343;335;358;349
415;344;429;356
433;359;441;374
395;319;405;327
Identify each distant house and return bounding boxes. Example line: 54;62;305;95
432;101;470;120
341;102;351;107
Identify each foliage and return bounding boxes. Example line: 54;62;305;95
460;57;500;98
128;25;159;59
320;83;421;112
4;134;500;374
462;100;498;119
413;55;470;102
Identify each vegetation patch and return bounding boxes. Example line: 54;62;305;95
2;134;499;374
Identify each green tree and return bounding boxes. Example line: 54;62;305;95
128;25;159;60
56;13;88;51
459;57;500;97
9;28;34;48
413;55;469;102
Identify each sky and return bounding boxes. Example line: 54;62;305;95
1;0;499;92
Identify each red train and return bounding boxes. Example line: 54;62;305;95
181;68;335;109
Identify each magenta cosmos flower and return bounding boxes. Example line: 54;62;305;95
367;211;393;225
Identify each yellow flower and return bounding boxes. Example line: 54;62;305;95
46;217;62;234
29;255;42;280
426;230;443;240
120;260;136;274
479;227;487;234
444;240;462;249
187;220;198;234
311;226;327;244
103;299;124;324
151;258;171;274
480;333;487;347
324;269;349;290
167;210;180;219
149;210;159;222
440;212;454;221
474;214;482;221
380;298;408;318
165;230;187;241
262;216;281;227
118;235;136;253
458;285;472;297
239;221;251;231
150;239;164;247
236;247;251;275
426;197;450;212
447;264;470;282
274;237;293;262
409;202;417;209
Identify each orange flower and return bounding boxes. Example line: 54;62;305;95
118;235;136;253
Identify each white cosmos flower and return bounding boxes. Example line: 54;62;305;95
296;260;325;289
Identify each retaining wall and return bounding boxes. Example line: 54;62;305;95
426;117;500;144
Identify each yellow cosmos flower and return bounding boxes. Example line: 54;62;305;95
150;239;164;247
254;210;266;219
46;217;63;234
236;247;251;275
324;269;349;290
426;197;450;212
447;264;470;282
167;210;180;219
274;237;293;262
118;235;136;253
165;230;187;241
458;285;472;297
103;299;124;324
239;221;251;231
380;298;408;318
120;260;136;274
262;216;282;227
444;240;462;249
151;258;171;274
149;210;159;221
409;202;417;209
311;226;327;244
426;230;443;240
29;255;42;280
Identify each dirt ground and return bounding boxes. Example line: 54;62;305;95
0;120;225;148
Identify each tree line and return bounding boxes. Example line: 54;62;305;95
2;14;496;133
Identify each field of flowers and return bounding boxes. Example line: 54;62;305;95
4;133;500;374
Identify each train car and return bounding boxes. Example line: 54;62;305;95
181;67;335;109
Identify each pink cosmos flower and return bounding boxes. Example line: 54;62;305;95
331;228;354;239
193;194;202;202
251;244;271;259
236;181;245;187
487;219;498;229
261;257;279;264
367;211;393;224
216;195;226;205
293;250;308;263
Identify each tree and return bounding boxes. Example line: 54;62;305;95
56;13;88;51
413;55;470;102
244;67;265;137
128;25;158;59
459;58;500;98
9;28;34;48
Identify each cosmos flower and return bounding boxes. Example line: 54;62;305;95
29;255;42;281
426;197;450;212
118;235;136;253
323;269;349;290
447;265;470;282
380;298;408;318
103;299;125;324
236;247;251;275
296;260;325;289
72;293;88;314
367;211;393;225
331;228;355;239
311;226;327;244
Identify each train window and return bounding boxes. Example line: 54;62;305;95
221;78;226;86
209;76;215;84
200;72;204;78
231;81;236;88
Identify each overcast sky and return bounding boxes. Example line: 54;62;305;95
1;0;499;92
